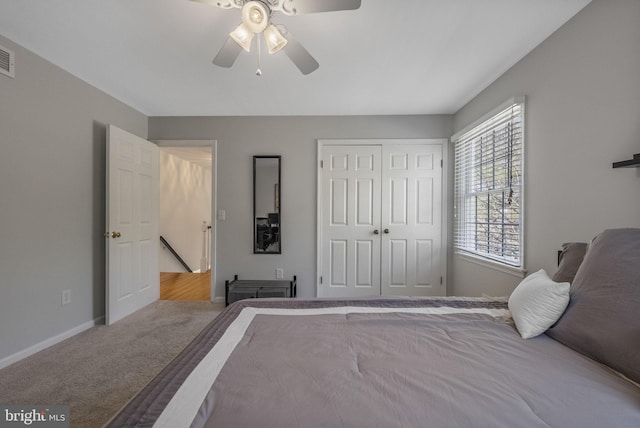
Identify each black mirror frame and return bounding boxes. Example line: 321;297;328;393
253;155;281;254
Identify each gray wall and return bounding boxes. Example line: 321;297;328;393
0;35;148;362
450;0;640;296
149;116;453;299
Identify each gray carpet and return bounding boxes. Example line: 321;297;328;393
0;300;223;427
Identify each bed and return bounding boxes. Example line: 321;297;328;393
107;229;640;427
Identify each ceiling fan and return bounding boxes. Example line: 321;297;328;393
190;0;362;75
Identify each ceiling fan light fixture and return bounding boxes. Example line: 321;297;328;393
242;1;269;34
229;22;254;52
264;24;288;54
204;0;362;74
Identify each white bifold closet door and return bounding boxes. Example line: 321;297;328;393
319;141;444;298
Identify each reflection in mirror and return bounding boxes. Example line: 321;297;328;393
254;156;281;254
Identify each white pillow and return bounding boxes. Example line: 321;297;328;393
508;269;570;339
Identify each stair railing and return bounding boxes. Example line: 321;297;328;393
160;236;193;273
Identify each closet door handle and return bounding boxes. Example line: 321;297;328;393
383;228;389;234
373;229;379;235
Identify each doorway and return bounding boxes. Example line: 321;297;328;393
155;140;217;302
317;139;447;298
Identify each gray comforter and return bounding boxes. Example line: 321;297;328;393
107;297;640;427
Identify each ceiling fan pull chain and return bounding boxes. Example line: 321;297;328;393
256;35;263;76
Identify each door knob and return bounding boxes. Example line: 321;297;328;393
373;229;379;235
111;231;121;238
383;228;390;234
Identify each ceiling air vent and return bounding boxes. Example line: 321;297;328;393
0;45;15;78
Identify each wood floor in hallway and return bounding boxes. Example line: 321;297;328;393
160;271;211;301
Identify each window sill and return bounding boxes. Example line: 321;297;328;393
455;252;527;278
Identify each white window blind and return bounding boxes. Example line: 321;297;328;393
453;101;524;267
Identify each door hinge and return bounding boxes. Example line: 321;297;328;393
440;159;443;168
320;160;324;168
440;276;443;285
320;276;323;284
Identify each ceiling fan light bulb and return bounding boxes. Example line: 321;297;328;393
242;1;269;33
229;23;254;52
250;9;263;24
264;24;288;54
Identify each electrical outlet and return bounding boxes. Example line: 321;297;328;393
61;289;71;305
276;268;284;279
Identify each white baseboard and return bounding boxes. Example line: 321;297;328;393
213;296;224;303
0;316;104;370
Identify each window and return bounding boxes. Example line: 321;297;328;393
453;99;524;268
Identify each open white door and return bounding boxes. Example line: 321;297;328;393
106;125;159;325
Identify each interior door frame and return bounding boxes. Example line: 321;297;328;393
155;139;218;302
316;139;449;297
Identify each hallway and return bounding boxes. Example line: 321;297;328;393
160;271;211;301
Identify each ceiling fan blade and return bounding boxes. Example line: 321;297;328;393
283;35;319;75
284;0;361;14
212;37;243;68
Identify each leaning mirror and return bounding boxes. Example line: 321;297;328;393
254;156;281;254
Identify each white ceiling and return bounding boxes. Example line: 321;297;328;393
0;0;591;117
160;146;212;169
